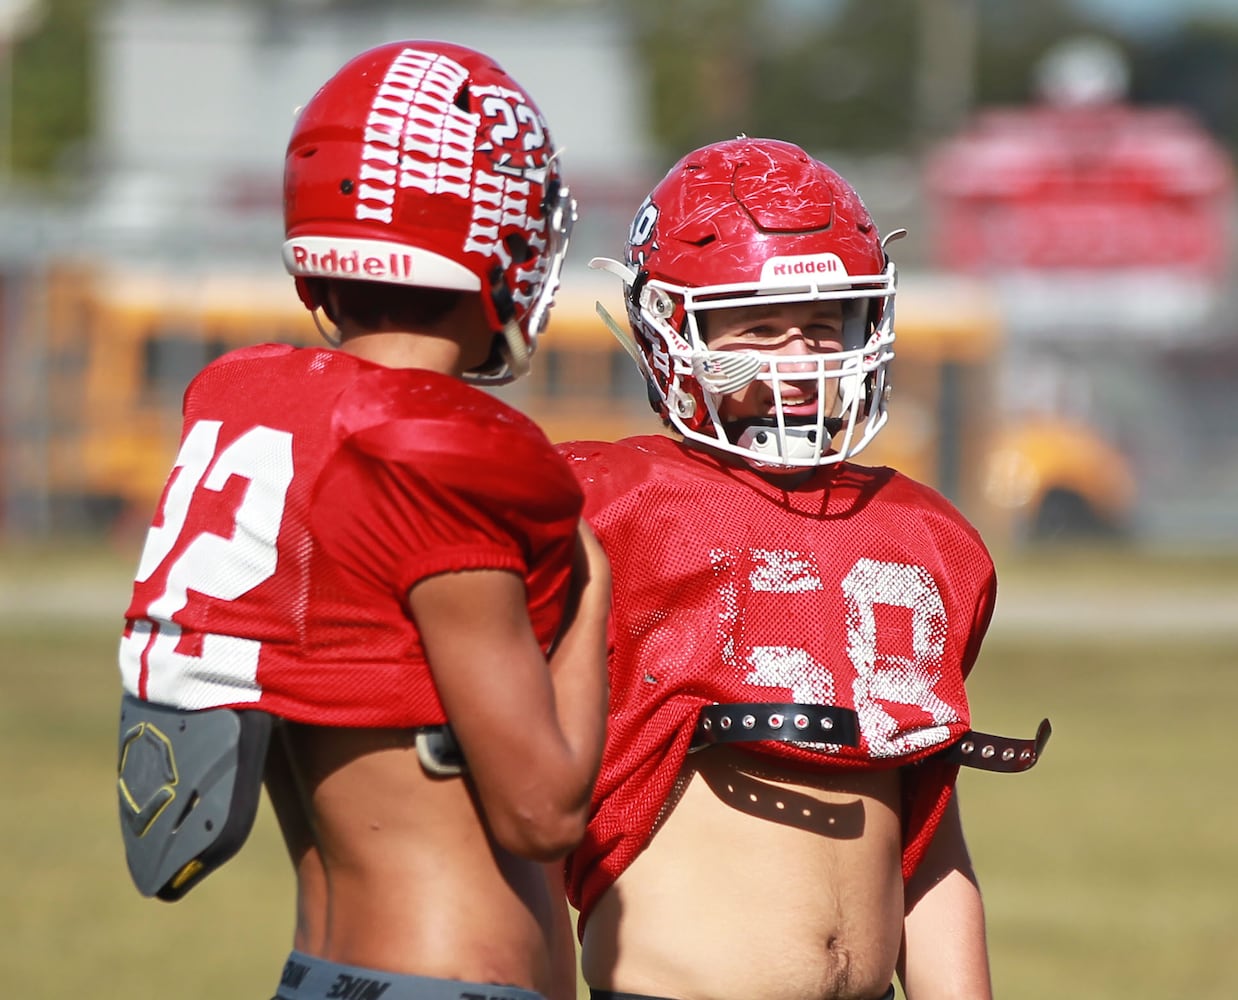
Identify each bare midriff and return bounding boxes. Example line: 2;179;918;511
271;724;564;995
581;746;905;1000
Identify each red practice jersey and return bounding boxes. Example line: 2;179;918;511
121;344;582;727
558;435;996;927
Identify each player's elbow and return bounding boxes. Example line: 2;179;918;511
488;799;590;862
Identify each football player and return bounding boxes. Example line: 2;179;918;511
115;41;609;1000
560;138;1049;1000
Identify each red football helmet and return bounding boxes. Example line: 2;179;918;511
593;137;899;468
283;40;575;383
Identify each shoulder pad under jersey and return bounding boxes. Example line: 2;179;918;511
334;367;581;507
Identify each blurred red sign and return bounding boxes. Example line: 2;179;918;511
925;104;1234;277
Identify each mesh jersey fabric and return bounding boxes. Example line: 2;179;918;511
120;343;582;727
558;434;996;929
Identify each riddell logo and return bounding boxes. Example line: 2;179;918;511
289;245;415;280
760;254;847;282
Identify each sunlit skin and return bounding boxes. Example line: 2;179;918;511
581;749;909;1000
264;285;611;1000
700;299;848;425
330;290;497;377
581;298;992;1000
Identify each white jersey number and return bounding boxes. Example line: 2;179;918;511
119;420;294;708
714;549;958;756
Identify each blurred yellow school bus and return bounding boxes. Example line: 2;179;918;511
29;263;1133;543
29;263;318;528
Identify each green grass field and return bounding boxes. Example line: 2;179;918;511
2;543;1236;999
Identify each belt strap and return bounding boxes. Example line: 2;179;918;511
691;702;860;751
690;702;1051;774
940;717;1052;773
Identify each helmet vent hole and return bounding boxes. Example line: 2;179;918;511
297;148;318;159
504;234;532;264
455;86;471;112
339;178;354;195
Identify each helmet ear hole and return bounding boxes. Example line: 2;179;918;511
504;233;532;264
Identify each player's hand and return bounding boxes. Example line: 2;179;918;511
574;519;610;584
554;520;611;659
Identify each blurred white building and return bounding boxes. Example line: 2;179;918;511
87;0;656;272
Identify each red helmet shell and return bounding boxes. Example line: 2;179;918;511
283;41;571;374
626;137;885;288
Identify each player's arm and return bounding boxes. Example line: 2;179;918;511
408;521;611;861
897;791;993;1000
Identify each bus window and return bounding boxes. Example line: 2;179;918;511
141;328;215;408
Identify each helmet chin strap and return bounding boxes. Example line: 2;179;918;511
465;317;531;384
836;354;868;415
499;317;531;380
311;308;342;349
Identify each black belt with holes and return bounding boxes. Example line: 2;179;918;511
691;702;861;751
938;717;1052;773
691;702;1051;773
